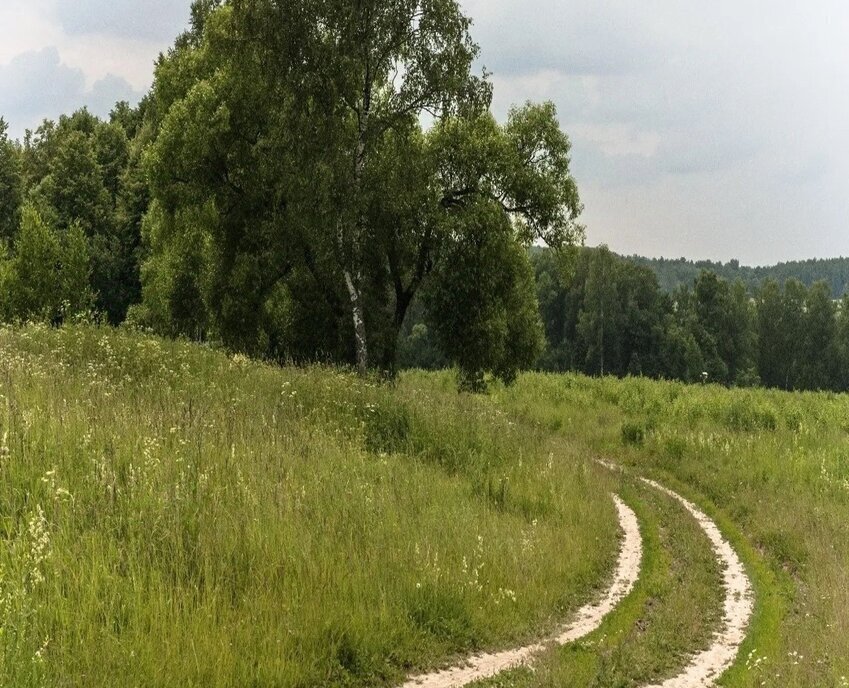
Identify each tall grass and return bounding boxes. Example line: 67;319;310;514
499;372;849;687
0;325;617;687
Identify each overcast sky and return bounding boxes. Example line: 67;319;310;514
1;1;847;265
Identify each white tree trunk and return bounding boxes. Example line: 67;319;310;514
344;268;368;375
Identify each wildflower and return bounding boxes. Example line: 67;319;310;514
26;505;51;588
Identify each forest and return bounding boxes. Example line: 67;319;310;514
0;0;847;394
628;254;849;296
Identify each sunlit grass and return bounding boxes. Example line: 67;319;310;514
498;372;849;687
0;325;617;687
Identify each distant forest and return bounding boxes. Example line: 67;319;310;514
628;254;849;297
399;246;849;392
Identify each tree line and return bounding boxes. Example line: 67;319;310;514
528;246;849;392
630;254;849;297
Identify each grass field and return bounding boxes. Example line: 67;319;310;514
494;373;849;687
1;325;847;687
0;325;618;688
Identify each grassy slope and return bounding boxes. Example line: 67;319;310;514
4;324;846;687
496;373;849;688
0;326;618;688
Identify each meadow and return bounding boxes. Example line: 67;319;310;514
488;373;849;687
0;325;618;688
0;325;847;687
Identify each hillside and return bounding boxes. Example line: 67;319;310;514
0;325;618;687
1;324;847;686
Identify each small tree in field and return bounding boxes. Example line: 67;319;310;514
425;202;544;391
10;206;62;321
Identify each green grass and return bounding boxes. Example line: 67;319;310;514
470;477;724;687
496;373;849;688
4;325;849;687
0;325;619;688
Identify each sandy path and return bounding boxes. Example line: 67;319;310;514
399;494;642;688
599;459;754;685
639;478;754;687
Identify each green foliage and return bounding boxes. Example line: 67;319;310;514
425;203;544;391
0;118;22;241
530;247;849;393
397;322;448;370
138;0;580;385
14;105;149;324
632;253;849;297
0;207;94;323
38;129;110;233
7;206;62;321
131;201;214;339
60;223;94;317
534;246;672;380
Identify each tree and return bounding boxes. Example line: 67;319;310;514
756;279;785;388
660;315;705;383
223;0;490;374
18;107;147;324
369;102;582;374
800;281;838;390
836;295;849;390
617;261;667;378
60;223;94;317
727;280;758;385
425;202;543;390
533;246;582;371
780;279;807;390
0;119;22;242
577;246;620;376
9;206;62;321
143;0;583;382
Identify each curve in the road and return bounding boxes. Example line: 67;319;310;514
400;494;643;688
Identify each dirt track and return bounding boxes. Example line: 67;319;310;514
400;462;755;688
400;494;642;688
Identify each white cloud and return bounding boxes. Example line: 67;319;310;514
0;48;142;138
0;48;85;126
0;1;187;137
568;124;661;159
463;0;849;263
51;0;191;42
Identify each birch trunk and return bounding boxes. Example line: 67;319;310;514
344;268;368;376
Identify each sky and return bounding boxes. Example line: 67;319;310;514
1;1;847;265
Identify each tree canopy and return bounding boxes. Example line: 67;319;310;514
134;0;582;385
